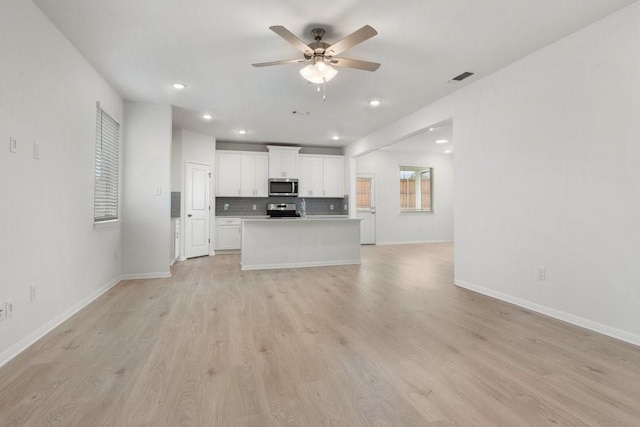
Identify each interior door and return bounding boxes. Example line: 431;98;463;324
356;174;376;244
185;162;211;258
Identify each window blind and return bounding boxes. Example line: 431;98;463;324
94;105;120;222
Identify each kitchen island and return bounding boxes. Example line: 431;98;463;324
241;217;361;270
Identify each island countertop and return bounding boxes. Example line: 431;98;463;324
240;217;361;270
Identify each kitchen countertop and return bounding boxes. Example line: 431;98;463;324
242;215;354;222
217;215;350;220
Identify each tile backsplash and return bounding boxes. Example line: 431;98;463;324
216;197;348;216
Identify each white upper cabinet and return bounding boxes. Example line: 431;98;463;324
240;153;268;197
298;154;344;198
322;155;345;198
217;151;268;197
216;152;242;196
267;146;300;178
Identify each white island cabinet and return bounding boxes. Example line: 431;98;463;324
241;217;361;270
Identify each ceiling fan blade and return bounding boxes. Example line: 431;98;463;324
269;26;313;55
252;59;306;67
325;25;377;57
330;57;380;72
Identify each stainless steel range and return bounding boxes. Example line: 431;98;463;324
267;203;301;218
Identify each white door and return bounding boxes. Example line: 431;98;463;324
356;174;376;245
185;162;211;258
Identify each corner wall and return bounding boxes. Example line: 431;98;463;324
0;0;123;364
452;2;640;343
121;103;172;278
176;129;216;258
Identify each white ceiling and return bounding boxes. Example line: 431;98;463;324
33;0;636;147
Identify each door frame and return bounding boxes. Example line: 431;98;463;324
356;173;376;245
184;161;212;259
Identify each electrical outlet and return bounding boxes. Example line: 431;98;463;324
5;300;13;318
537;267;546;281
330;204;334;210
33;141;40;159
252;204;256;210
30;285;37;301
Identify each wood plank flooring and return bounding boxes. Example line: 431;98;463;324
1;243;640;425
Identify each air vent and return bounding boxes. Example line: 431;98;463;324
448;71;475;83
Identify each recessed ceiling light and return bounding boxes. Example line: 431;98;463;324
202;114;213;120
445;150;452;154
332;135;340;141
172;82;187;90
435;139;448;144
238;129;247;135
429;127;435;131
368;99;382;107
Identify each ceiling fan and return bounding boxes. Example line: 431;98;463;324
252;25;380;85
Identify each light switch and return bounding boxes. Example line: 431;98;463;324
9;136;17;153
33;142;40;159
155;187;162;196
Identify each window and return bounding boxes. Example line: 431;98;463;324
400;166;432;212
94;104;120;222
356;177;372;211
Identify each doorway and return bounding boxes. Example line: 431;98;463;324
185;162;211;258
356;174;376;244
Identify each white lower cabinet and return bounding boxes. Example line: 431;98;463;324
216;218;242;250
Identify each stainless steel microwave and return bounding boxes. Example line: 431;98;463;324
268;178;298;197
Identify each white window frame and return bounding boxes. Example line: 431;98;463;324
94;102;120;223
399;165;433;213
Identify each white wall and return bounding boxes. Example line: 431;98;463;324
345;2;640;344
356;150;454;244
121;103;172;278
0;0;123;363
173;128;216;258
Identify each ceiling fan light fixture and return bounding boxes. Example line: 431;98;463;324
368;98;382;107
300;62;338;84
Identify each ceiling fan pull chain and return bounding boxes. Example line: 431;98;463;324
323;79;327;101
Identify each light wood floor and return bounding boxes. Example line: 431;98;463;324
1;243;640;426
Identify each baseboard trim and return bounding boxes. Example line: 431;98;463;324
0;275;123;368
376;239;454;246
241;259;361;271
455;279;640;347
121;272;171;280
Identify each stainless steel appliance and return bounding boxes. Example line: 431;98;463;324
268;178;298;197
267;203;301;218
